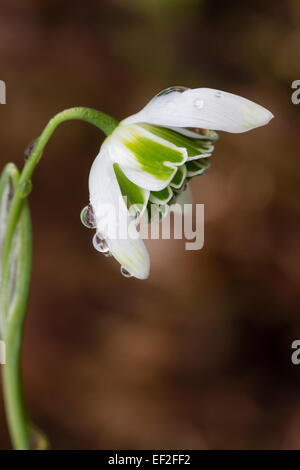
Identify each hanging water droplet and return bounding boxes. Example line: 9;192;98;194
80;204;96;228
103;251;112;258
19;180;32;198
156;86;188;97
194;99;204;109
121;266;132;278
92;232;109;253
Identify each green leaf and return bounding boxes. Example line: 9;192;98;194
0;164;32;338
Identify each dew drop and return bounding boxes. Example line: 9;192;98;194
121;266;133;278
80;204;96;228
194;99;204;109
156;86;189;97
92;232;109;253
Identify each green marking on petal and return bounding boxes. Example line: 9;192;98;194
113;163;148;215
150;186;173;205
140;124;213;160
121;126;186;184
158;204;169;220
186;158;211;177
145;201;168;223
146;202;158;222
170;164;187;189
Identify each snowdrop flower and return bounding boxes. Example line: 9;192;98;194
83;86;273;280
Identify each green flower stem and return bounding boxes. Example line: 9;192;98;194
2;107;118;310
1;107;118;450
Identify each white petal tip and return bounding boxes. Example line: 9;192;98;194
124;87;274;134
107;237;150;280
239;104;274;132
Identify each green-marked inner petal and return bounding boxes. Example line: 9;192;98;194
113;163;148;214
140;123;213;159
150;186;173;204
170;164;187;189
186;158;211;176
121;127;186;184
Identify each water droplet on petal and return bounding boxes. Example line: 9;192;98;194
156;86;189;97
92;232;109;253
80;204;96;228
121;266;133;278
194;99;204;109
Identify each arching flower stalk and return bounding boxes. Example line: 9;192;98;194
0;88;273;449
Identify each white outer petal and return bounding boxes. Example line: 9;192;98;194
89;142;150;279
122;88;274;133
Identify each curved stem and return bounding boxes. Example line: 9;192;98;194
1;107;118;449
2;108;118;318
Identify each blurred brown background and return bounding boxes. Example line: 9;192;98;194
1;0;300;450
